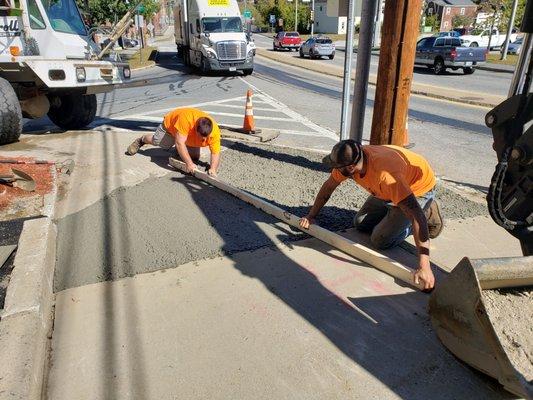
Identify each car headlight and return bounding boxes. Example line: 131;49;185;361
462;40;470;44
206;50;217;59
76;67;86;82
247;50;254;58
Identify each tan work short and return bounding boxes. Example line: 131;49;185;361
153;124;175;149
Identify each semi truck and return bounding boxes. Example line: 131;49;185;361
0;0;131;145
173;0;254;75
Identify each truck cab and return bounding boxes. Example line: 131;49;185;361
173;0;254;75
0;0;130;144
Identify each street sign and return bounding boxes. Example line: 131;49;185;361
136;4;145;13
269;14;276;24
243;10;252;19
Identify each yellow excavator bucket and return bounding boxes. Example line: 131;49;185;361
429;256;533;399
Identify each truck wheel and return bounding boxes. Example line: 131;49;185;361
469;42;479;47
47;94;97;130
0;77;22;145
200;56;210;75
299;48;304;58
328;54;334;60
243;68;253;76
433;58;445;75
463;67;475;75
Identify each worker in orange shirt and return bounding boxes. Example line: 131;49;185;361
299;139;443;291
126;108;221;176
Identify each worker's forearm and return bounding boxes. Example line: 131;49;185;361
176;141;194;165
210;153;220;171
411;216;430;268
308;184;333;218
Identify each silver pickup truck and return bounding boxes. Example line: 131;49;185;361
415;36;486;75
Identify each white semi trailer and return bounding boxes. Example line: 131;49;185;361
173;0;254;75
0;0;131;144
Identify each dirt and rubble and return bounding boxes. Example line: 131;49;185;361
55;141;489;292
482;287;533;392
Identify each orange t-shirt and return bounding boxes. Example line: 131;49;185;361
162;108;221;154
331;145;436;205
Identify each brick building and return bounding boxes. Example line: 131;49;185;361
426;0;478;32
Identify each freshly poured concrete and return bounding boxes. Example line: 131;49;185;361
47;238;509;400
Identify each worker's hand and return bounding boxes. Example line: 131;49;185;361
299;215;315;230
185;162;197;174
413;265;435;292
207;169;217;177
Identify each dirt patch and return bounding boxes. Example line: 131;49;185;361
0;159;55;221
482;288;533;391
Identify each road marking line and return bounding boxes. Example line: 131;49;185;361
202;111;294;121
240;80;339;140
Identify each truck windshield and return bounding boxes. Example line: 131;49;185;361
202;17;242;33
41;0;87;35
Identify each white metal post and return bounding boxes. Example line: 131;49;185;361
501;0;519;60
339;0;357;140
350;0;378;142
311;0;315;35
295;0;298;31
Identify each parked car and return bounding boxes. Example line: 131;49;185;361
299;36;335;59
273;31;301;51
459;28;518;49
508;36;523;55
415;36;486;75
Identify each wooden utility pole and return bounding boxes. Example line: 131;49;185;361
370;0;422;145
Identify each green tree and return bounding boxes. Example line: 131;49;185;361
452;14;474;28
424;14;440;31
500;0;527;31
77;0;159;26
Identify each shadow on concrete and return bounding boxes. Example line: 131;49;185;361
172;167;511;400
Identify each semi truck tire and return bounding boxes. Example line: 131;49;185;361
0;77;23;145
463;67;475;75
47;94;97;130
243;68;253;76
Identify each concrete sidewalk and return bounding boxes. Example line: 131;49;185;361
46;216;519;399
256;48;505;108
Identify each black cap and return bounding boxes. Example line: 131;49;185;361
322;140;362;169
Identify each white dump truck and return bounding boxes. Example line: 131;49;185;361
0;0;131;144
173;0;254;75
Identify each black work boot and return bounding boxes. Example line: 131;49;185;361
426;200;444;239
126;137;144;155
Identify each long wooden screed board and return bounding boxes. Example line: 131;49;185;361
169;157;424;291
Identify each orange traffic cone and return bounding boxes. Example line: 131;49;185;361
243;89;255;134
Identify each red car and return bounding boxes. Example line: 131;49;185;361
273;31;302;51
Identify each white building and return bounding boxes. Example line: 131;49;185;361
313;0;383;35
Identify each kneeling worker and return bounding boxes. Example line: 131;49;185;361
299;140;443;291
126;107;221;176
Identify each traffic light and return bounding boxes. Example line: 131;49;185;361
310;10;314;21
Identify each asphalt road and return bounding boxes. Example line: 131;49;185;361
253;34;513;97
22;47;497;193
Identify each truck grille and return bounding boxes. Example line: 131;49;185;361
216;41;246;60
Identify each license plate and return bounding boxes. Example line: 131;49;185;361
465;62;472;66
229;67;236;71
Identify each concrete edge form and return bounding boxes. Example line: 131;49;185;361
0;217;57;400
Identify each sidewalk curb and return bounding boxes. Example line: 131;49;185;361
0;164;58;400
0;217;57;400
256;48;503;108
